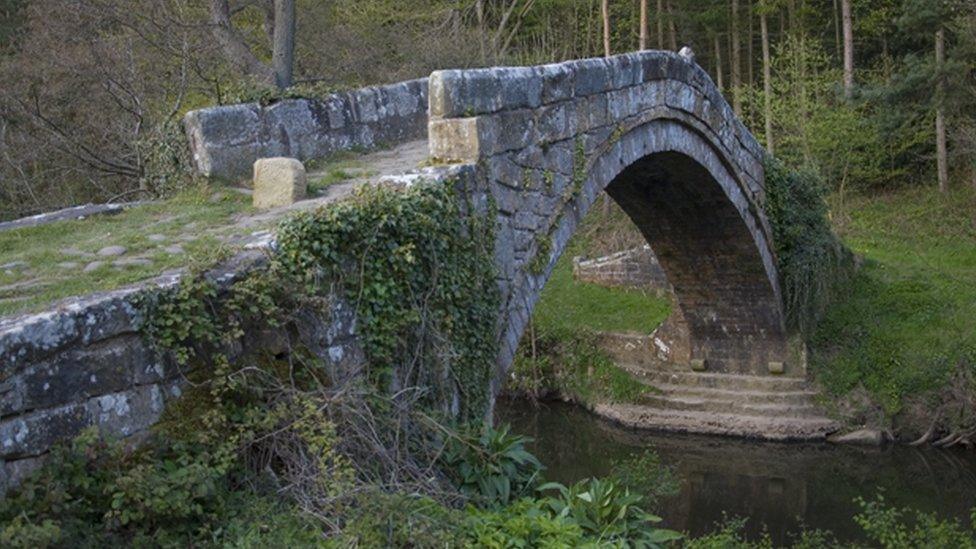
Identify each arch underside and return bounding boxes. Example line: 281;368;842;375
500;117;789;379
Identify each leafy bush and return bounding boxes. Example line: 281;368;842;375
464;499;585;548
444;423;544;508
854;495;976;549
764;157;853;336
538;478;682;548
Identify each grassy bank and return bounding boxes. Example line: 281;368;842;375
813;186;976;430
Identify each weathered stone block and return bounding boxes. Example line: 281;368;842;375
429;117;483;162
691;358;707;372
768;361;785;375
253;157;307;209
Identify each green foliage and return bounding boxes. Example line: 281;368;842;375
511;332;646;405
0;428;233;546
764;157;853;336
136;119;197;197
445;423;544;508
274;183;499;417
854;495;976;549
333;491;462;548
538;478;683;548
681;517;773;549
812;186;976;417
464;499;586;548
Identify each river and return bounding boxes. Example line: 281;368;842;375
497;398;976;545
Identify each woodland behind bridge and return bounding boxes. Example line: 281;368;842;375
0;2;975;547
0;0;973;220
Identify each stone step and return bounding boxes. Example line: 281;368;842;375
593;403;841;442
648;383;820;406
638;393;820;417
621;364;812;393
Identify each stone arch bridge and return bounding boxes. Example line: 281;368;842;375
0;50;836;488
423;51;789;390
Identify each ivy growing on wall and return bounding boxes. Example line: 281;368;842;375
275;182;500;418
763;157;854;336
139;180;499;420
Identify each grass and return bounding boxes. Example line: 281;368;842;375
0;186;253;317
811;185;976;415
510;202;672;404
306;151;377;194
532;208;671;337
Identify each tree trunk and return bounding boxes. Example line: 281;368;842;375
730;0;742;114
272;0;296;89
476;0;487;63
209;0;275;85
640;0;649;50
667;1;677;50
657;0;664;49
714;33;724;91
602;0;611;57
833;0;842;60
747;0;754;88
761;11;774;155
841;0;854;99
936;27;948;193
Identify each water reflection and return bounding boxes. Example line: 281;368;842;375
497;398;976;545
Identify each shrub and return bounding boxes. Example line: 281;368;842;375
444;423;544;508
764;157;854;336
538;478;682;548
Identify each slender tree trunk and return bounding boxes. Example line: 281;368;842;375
761;11;774;155
602;0;611;57
640;0;649;49
667;1;677;50
272;0;296;89
841;0;854;99
476;0;487;63
714;33;724;91
731;0;742;114
747;0;754;88
936;27;948;193
833;0;842;59
657;0;664;49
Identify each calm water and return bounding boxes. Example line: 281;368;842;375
497;398;976;545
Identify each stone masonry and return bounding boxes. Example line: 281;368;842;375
572;245;671;293
426;49;789;397
185;78;429;181
0;49;816;488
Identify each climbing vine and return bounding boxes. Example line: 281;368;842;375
275;182;500;417
139;181;499;419
763;157;854;336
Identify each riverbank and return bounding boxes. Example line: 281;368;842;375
507;185;976;447
813;186;976;443
498;397;976;546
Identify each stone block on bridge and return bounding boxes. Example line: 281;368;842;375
252;157;307;209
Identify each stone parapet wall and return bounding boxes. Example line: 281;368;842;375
572;245;671;293
0;164;472;494
184;78;429;181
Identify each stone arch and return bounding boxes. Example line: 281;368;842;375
427;50;791;398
